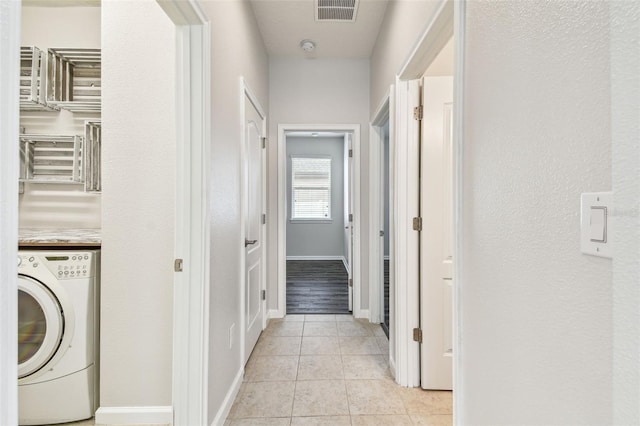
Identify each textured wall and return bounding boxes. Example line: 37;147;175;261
460;1;612;424
101;0;175;407
268;58;370;311
286;136;345;258
201;0;269;422
611;1;640;423
369;0;442;114
19;6;101;229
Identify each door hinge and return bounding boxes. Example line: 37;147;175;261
349;149;353;158
262;137;267;149
413;105;423;120
348;278;353;287
379;230;384;237
349;213;353;222
413;327;423;343
262;213;266;224
174;258;183;272
412;217;422;231
261;289;266;301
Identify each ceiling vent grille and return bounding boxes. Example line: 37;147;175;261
315;0;359;22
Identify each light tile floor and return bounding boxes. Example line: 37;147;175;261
226;314;452;426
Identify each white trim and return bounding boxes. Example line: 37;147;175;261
95;406;174;425
393;0;457;390
369;89;391;325
393;78;421;388
341;256;349;272
268;309;283;320
239;77;268;365
211;368;243;426
0;2;20;425
384;255;390;261
278;124;361;318
159;1;211;425
398;0;454;80
355;309;370;320
453;1;466;423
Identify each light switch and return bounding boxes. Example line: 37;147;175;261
589;207;606;242
581;192;612;258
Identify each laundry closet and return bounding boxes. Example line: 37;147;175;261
17;3;102;425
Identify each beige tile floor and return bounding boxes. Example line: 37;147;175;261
225;314;452;426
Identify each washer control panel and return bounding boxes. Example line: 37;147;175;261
18;252;96;279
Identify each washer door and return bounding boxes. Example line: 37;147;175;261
18;275;65;379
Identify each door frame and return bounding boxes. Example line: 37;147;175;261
276;124;362;318
369;90;392;325
391;0;462;393
391;0;466;415
369;89;396;373
0;1;20;423
239;77;268;364
157;1;211;424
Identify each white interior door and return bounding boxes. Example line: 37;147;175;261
244;94;266;364
420;76;454;390
345;133;354;311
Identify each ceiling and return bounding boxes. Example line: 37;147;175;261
250;0;390;59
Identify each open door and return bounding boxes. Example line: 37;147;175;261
344;133;354;311
419;76;454;390
243;90;266;364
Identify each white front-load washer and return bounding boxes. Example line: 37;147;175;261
17;250;99;425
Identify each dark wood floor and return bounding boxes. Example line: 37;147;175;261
286;260;350;314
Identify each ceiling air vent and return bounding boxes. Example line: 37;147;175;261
315;0;359;22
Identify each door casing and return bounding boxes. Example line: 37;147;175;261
276;124;362;318
389;0;466;418
0;1;20;424
156;1;211;424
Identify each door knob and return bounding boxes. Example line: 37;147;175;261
245;239;258;247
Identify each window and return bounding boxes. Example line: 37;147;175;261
291;156;332;220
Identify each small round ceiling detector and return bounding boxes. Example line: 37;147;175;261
300;39;316;53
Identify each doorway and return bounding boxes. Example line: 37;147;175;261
277;124;362;318
285;131;351;315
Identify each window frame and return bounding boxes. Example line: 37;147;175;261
289;154;333;223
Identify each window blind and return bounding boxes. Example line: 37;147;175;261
291;157;332;219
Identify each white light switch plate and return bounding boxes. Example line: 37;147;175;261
580;192;612;258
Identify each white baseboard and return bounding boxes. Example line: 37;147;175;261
286;255;344;261
268;309;284;320
389;355;397;379
384;255;390;261
355;309;370;321
341;256;349;272
211;367;244;426
95;406;173;425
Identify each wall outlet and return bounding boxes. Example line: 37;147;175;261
229;323;235;349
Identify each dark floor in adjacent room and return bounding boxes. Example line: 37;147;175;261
286;260;350;314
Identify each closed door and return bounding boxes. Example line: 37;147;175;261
244;95;266;364
420;76;454;390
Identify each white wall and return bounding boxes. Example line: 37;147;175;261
268;58;370;311
19;6;101;229
460;1;612;424
200;0;269;422
101;0;175;408
369;0;442;114
611;1;640;424
286;136;345;258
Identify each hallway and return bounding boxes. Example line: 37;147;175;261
225;315;452;425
